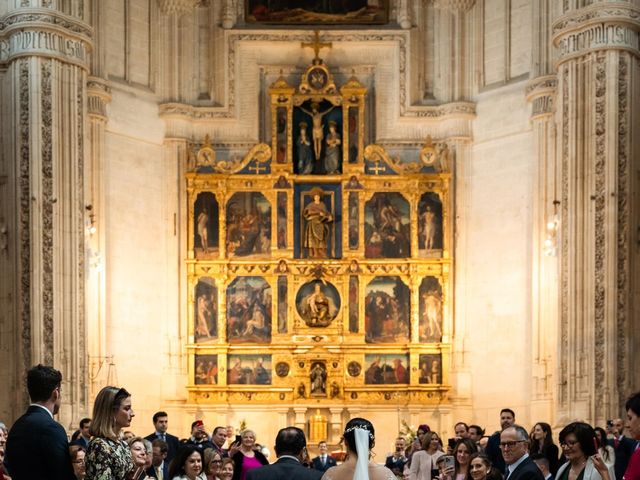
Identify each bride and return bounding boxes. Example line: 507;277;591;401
322;418;396;480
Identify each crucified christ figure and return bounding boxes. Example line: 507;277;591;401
300;102;336;159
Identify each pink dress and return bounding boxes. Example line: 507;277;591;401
240;455;264;480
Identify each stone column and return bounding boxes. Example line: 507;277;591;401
0;3;93;425
552;3;640;424
526;0;558;423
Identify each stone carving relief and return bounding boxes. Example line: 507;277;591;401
157;0;199;16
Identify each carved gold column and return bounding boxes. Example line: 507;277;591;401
0;3;92;425
526;0;557;423
553;2;640;423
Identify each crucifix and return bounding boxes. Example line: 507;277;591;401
301;30;332;62
249;161;267;174
369;161;386;175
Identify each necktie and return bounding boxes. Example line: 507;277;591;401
322;455;326;465
156;466;163;480
615;438;619;449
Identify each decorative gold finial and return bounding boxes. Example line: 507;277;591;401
301;30;332;63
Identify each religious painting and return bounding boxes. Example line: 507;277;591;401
349;275;359;333
277;192;287;249
245;0;389;25
419;277;443;343
294;184;342;259
194;192;219;258
348;192;359;249
227;354;272;385
226;192;271;257
194;277;218;343
276;107;287;164
295;280;340;327
309;361;327;396
364;353;409;385
277;276;288;333
226;276;272;343
418;192;443;255
348;107;359;163
364;193;411;258
364;276;410;343
418;354;442;384
293;100;342;175
194;355;218;385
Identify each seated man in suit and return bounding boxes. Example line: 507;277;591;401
501;425;545;480
247;427;323;480
5;364;75;480
145;411;180;464
147;439;169;480
312;440;338;472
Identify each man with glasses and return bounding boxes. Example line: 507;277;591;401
5;364;75;480
500;425;544;480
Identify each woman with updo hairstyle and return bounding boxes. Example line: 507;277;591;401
85;386;135;480
321;417;396;480
169;444;206;480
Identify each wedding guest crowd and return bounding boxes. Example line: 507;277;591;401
1;364;639;480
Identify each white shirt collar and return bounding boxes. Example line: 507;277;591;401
30;403;53;419
507;453;529;475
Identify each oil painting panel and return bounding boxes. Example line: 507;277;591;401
418;354;442;384
227;276;272;343
419;276;443;343
194;192;219;259
418;192;443;255
194;355;218;385
226;192;272;258
194;277;218;343
364;192;411;258
364;353;409;385
228;354;272;385
246;0;389;25
364;276;410;343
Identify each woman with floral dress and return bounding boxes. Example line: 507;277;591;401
85;386;135;480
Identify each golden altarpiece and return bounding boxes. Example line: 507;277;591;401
184;49;454;444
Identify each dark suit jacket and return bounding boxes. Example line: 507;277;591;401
486;432;506;474
247;457;324;480
506;456;546;480
144;432;180;463
70;436;90;449
5;405;75;480
311;455;337;472
608;436;637;480
146;461;169;479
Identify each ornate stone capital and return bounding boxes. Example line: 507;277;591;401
552;3;640;64
0;8;92;70
87;76;111;122
158;0;199;16
525;75;557;119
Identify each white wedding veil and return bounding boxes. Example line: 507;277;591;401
354;427;370;480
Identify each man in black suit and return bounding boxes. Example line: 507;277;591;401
4;364;75;480
146;439;170;480
211;426;229;457
608;418;637;480
145;411;180;464
532;454;554;480
311;440;337;472
501;425;545;480
385;437;408;479
486;408;516;473
247;427;323;480
71;418;91;449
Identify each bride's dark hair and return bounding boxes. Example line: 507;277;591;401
343;417;375;452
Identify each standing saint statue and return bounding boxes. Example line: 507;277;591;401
297;122;314;174
310;362;327;395
299;102;336;160
324;120;341;174
303;187;333;258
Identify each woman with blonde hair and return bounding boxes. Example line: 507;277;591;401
85;386;135;480
409;432;444;480
230;429;268;480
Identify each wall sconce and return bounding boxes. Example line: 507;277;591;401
543;200;560;257
85;205;97;235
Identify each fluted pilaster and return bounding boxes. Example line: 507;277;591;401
553;1;640;423
0;6;92;426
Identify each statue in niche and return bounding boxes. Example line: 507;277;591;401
303;187;333;258
324;120;341;174
297;122;314;174
197;210;210;253
300;102;336;160
296;280;340;327
310;362;327;395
